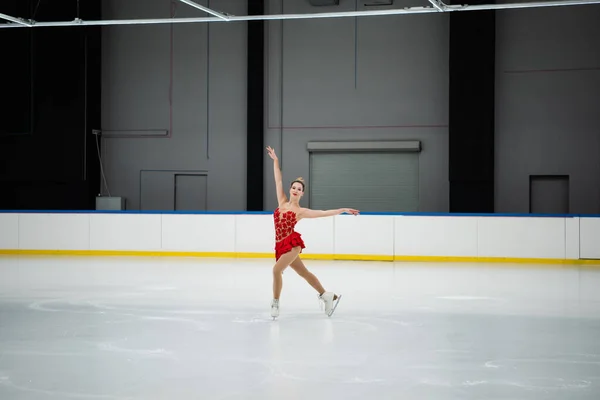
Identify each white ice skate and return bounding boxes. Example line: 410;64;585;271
271;299;279;320
318;291;341;317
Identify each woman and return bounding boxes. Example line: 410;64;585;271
266;146;359;319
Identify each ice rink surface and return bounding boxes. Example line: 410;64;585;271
1;255;600;399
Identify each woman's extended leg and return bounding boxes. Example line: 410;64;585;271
289;256;325;294
289;256;341;317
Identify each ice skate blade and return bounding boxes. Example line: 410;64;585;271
327;294;342;317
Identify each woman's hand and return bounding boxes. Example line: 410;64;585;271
340;208;360;216
266;146;278;161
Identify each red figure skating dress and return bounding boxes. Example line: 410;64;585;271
273;207;305;261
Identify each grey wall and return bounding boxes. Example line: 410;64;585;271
263;0;449;212
99;0;449;212
100;0;247;211
495;6;600;214
100;0;600;214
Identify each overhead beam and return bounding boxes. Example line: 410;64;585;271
428;0;446;11
178;0;230;20
451;0;597;10
1;17;215;29
0;0;599;28
0;12;32;26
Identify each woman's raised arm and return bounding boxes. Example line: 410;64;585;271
266;146;287;206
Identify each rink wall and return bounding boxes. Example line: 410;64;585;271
0;211;599;263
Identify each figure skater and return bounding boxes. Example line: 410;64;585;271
266;146;359;319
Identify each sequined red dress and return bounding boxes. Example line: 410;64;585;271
273;207;305;261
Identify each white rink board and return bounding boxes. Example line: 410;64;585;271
294;217;335;256
565;217;580;260
18;213;90;251
334;215;394;256
0;212;596;261
235;214;276;254
580;217;600;259
394;216;479;257
90;213;162;251
162;214;236;253
477;217;566;259
0;213;19;249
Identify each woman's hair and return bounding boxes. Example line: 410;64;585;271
291;177;305;191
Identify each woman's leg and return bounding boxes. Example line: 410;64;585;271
289;256;341;317
271;247;302;319
289;256;326;294
272;246;301;300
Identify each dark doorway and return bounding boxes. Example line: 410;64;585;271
529;175;569;214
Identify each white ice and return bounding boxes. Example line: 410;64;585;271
1;256;600;399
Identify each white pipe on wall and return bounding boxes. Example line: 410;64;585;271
177;0;230;20
0;12;32;26
1;0;599;28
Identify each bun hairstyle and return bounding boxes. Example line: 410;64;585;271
291;177;305;191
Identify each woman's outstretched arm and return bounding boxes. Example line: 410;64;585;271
266;146;287;206
298;207;359;219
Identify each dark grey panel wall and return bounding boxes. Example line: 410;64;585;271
495;6;600;214
100;0;247;210
99;0;600;213
264;0;449;212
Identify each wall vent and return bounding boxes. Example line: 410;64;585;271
364;0;394;5
307;0;340;6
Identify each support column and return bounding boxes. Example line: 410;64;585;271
448;1;496;212
246;0;265;211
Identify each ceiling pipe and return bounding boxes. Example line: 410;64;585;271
447;0;598;10
1;0;599;28
0;12;32;26
177;0;230;20
428;0;446;12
